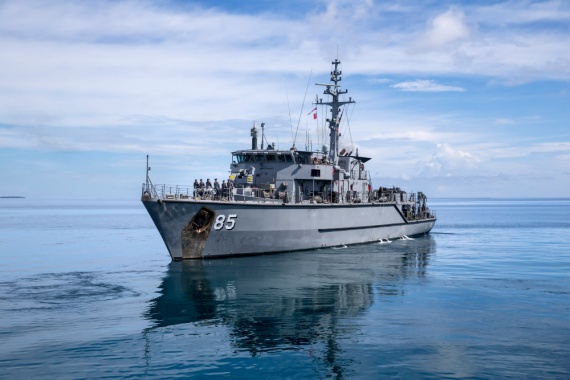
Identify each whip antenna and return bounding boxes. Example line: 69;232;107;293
292;69;312;148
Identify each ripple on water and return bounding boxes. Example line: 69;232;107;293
0;272;140;312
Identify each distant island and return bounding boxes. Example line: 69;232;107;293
0;196;26;198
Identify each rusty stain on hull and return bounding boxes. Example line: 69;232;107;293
181;207;215;259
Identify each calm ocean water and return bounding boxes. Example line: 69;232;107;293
1;198;569;379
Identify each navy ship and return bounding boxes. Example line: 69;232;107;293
142;59;436;260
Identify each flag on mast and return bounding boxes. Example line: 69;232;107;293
308;107;317;119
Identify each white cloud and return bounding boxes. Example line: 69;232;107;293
391;80;465;92
417;7;471;49
368;78;392;84
419;143;480;177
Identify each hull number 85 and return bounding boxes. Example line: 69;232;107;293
213;214;238;230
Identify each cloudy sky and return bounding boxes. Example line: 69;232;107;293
1;0;569;199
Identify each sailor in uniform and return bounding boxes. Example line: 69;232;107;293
199;179;205;196
193;179;199;197
214;178;220;198
221;180;228;198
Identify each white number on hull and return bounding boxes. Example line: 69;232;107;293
213;214;238;230
225;214;237;230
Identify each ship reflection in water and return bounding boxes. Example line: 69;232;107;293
145;236;435;376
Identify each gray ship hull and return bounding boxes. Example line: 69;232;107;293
141;58;437;260
143;199;436;260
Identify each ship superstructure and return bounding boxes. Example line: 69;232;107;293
142;59;436;259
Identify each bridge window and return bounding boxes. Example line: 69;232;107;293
311;169;321;177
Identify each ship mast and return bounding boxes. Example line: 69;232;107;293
315;59;355;165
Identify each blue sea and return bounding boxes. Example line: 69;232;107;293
1;198;569;379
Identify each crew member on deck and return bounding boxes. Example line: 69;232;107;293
213;178;220;199
193;179;199;197
206;178;212;189
221;180;228;198
199;179;205;196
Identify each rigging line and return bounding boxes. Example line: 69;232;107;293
344;112;352;147
320;104;325;149
292;69;313;148
339;110;348;148
339;105;349;149
338;93;349;147
314;101;320;148
305;121;309;150
319;102;325;148
318;103;322;147
346;101;356;151
322;103;327;149
286;86;294;142
309;95;318;149
263;133;271;148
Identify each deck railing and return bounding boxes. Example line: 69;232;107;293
146;184;222;200
141;182;436;218
142;183;296;203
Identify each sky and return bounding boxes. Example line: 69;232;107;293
1;0;569;199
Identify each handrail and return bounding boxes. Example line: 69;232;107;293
143;183;293;204
141;179;159;199
142;183;437;215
